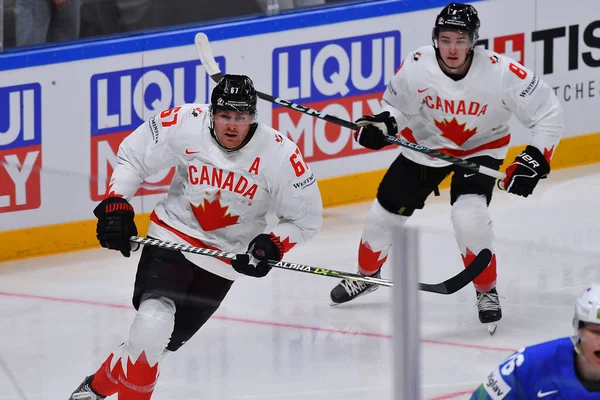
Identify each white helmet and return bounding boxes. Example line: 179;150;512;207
573;284;600;336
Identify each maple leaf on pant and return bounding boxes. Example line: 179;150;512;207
190;191;239;231
358;240;388;275
434;117;478;146
120;352;159;399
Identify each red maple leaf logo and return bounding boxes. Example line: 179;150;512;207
122;351;159;397
434;117;478;146
460;247;478;266
104;183;124;199
269;232;297;254
190;191;239;231
358;240;388;275
400;127;417;144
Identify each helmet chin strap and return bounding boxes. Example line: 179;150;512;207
572;334;584;355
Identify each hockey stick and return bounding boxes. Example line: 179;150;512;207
193;32;506;184
0;353;26;400
130;236;492;295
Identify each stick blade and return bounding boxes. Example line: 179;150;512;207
419;248;492;295
194;32;223;82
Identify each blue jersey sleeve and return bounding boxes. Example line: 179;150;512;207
470;348;529;399
472;338;590;399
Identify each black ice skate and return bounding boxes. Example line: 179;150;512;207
330;270;381;305
69;375;106;400
476;287;502;335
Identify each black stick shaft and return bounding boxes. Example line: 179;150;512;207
130;236;491;295
130;236;392;287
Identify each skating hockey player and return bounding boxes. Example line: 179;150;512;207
69;74;323;399
471;284;600;399
329;3;563;334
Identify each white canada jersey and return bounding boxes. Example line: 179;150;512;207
107;104;323;280
383;45;563;167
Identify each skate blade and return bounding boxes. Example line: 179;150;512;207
329;297;360;307
487;323;498;336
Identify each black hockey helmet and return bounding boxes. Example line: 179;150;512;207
211;74;257;115
432;3;480;49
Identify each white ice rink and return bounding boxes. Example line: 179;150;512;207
1;164;600;400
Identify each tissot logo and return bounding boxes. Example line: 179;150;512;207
477;20;600;75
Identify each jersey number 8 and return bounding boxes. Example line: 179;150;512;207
508;63;527;80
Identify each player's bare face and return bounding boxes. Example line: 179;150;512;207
212;110;255;149
437;30;471;72
578;324;600;376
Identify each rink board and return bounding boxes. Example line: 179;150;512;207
2;0;600;261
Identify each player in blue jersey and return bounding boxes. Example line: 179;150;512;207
471;284;600;399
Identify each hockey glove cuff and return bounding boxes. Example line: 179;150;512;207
93;197;138;257
354;111;398;150
231;234;283;278
502;145;550;198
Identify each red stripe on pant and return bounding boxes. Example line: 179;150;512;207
462;248;496;292
91;351;159;399
91;352;121;396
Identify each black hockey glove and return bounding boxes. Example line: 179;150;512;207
93;197;138;257
501;145;550;198
231;233;284;278
354;111;398;150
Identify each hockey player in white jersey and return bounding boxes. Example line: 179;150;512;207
329;3;563;330
471;284;600;399
69;74;323;399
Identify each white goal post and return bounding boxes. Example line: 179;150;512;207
392;225;421;399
